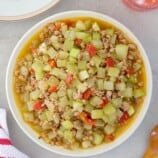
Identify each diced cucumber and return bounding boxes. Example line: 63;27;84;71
97;67;105;78
30;89;40;100
90;96;102;106
76;32;92;43
128;76;137;84
105;29;114;36
79;70;89;81
39;43;47;54
92;32;100;40
67;63;78;73
112;98;122;107
62;120;73;129
63;39;74;51
91;56;102;67
122;87;133;98
91;40;103;49
72;101;83;112
95;120;105;127
64;30;76;40
104;81;114;90
50;35;58;43
45;111;53;121
76;20;86;30
47;47;57;59
48;76;59;86
85;104;94;113
57;59;67;67
64;130;73;142
103;103;116;115
127;106;135;116
82;141;91;148
115;44;128;60
69;48;80;58
78;60;87;70
58;50;68;59
115;82;126;91
108;67;120;77
93;133;104;145
35;71;44;80
133;63;141;71
43;65;51;72
76;82;87;93
27;101;34;111
31;60;43;73
68;56;77;64
61;24;68;36
133;88;145;98
85;19;92;29
67;89;73;99
51;68;67;80
111;34;117;44
97;79;104;90
57;128;64;137
92;22;100;31
91;109;104;119
59;96;69;107
104;124;115;134
102;115;109;123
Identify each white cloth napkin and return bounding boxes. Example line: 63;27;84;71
0;108;30;158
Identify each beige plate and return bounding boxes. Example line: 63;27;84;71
0;0;60;21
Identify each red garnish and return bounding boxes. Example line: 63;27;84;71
82;88;92;100
66;74;73;85
75;39;82;46
100;97;109;108
45;72;51;79
55;22;61;30
107;134;115;141
125;67;133;75
65;20;74;27
33;100;44;111
48;59;56;68
29;68;35;74
86;44;96;57
105;57;115;67
119;111;129;124
31;48;38;54
48;86;57;93
78;112;96;126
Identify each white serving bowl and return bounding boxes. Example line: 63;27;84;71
6;10;152;157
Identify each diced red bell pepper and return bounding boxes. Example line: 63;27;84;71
100;97;109;108
66;74;73;85
75;39;82;46
86;44;96;57
31;48;38;54
119;111;129;124
82;88;92;100
48;59;56;68
45;72;51;79
107;134;115;141
105;57;115;67
78;112;96;126
48;86;57;93
33;100;43;111
55;22;61;30
29;68;35;75
125;67;133;75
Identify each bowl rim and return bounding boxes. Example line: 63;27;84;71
5;10;152;157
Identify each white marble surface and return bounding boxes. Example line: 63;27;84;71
0;0;158;157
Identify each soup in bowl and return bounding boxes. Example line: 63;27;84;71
6;11;152;157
